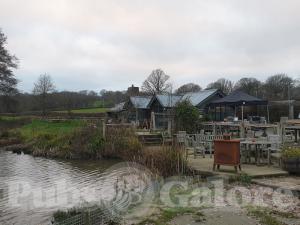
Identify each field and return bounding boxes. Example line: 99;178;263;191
18;120;84;141
56;107;108;114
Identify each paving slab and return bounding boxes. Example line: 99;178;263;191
252;176;300;192
188;156;288;178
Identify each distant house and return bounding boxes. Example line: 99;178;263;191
124;96;152;125
107;101;126;122
148;94;182;128
148;89;225;128
181;89;225;113
108;89;225;128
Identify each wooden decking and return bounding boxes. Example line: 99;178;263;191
188;156;288;178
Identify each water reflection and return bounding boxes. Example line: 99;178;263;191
0;150;121;225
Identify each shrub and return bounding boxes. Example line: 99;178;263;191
282;146;300;158
52;204;120;224
175;100;200;133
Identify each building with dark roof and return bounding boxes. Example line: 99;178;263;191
108;89;225;128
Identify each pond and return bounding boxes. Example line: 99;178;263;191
0;150;122;225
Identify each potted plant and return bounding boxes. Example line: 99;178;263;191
282;146;300;174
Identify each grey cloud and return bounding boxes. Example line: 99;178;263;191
1;0;300;92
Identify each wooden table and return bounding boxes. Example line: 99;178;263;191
240;140;273;165
246;124;278;137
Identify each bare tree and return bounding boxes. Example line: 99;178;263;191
206;78;233;94
33;74;55;115
263;74;295;100
234;77;262;97
141;69;171;94
176;83;202;94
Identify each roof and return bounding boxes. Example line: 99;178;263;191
109;102;126;112
130;96;152;109
210;90;268;106
181;89;221;106
152;89;222;108
155;94;182;107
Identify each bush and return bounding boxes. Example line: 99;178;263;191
282;146;300;158
175;100;200;133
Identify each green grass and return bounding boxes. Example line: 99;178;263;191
18;120;84;141
137;208;196;225
246;206;285;225
13;119;107;159
53;205;119;224
56;107;107;114
0;116;27;121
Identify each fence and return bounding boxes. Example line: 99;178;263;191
52;206;119;225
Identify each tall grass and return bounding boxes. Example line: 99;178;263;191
105;126;187;177
7;119;187;176
135;145;188;177
104;126;142;158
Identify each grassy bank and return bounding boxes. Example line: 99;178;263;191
56;107;107;114
0;116;32;137
18;120;83;141
7;119;105;159
3;119;187;177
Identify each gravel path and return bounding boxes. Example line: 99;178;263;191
170;207;258;225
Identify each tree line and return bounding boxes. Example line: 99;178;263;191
1;29;299;114
142;69;300;101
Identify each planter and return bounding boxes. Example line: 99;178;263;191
283;157;300;174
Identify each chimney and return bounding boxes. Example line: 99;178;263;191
127;84;139;96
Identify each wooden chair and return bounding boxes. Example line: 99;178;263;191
267;135;282;166
184;135;195;159
176;131;186;146
162;131;172;146
195;134;206;158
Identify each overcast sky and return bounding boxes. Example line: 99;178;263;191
1;0;300;92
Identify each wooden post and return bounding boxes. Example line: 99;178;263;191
151;111;156;131
135;108;138;127
267;105;270;123
168;119;172;135
289;101;294;119
102;119;106;139
240;122;245;138
280;117;288;143
214;107;217;121
241;105;244;121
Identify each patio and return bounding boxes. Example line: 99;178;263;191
188;156;288;178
